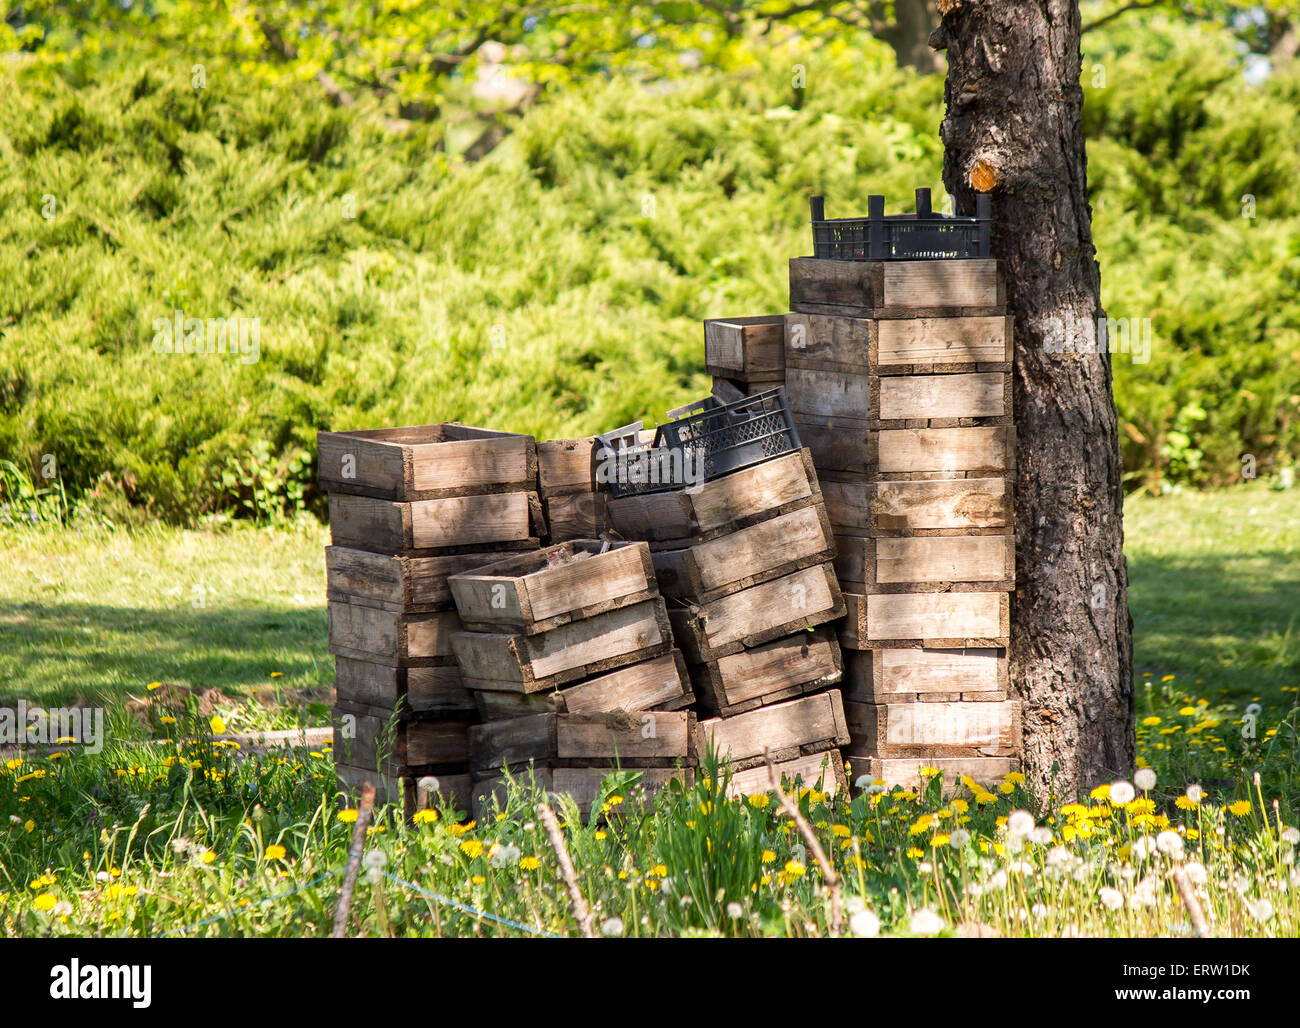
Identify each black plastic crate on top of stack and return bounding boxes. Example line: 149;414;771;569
601;393;851;800
318;422;546;812
786;190;1021;793
445;540;696;819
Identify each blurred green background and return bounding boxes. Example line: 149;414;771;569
1;1;1297;525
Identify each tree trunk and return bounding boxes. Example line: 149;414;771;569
931;1;1134;803
875;0;947;73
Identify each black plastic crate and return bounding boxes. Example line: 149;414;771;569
809;189;991;260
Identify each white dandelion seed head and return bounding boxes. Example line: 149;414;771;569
1249;898;1274;922
1281;827;1300;846
1131;836;1156;861
1135;768;1157;791
987;869;1008;891
950;829;971;848
853;775;873;790
846;895;866;915
1046;846;1072;867
726;902;744;919
490;843;521;868
1109;781;1136;806
416;776;440;793
600;917;624;937
660;876;673;895
678;895;692;909
1031;903;1049;920
1099;886;1124;910
363;849;388;870
1185;784;1203;803
1156;830;1184;856
1028;827;1053;846
918;861;933;874
52;900;73;917
95;871;110;883
8;815;20;825
850;908;881;938
1007;810;1035;837
909;908;945;936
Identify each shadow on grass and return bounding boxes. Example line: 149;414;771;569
0;599;330;707
1127;548;1300;703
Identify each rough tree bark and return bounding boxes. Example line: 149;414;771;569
930;0;1134;802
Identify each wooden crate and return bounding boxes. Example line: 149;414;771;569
325;545;536;612
334;656;476;717
332;705;474;774
788;258;1005;318
703;315;786;383
841;647;1008;704
605;449;820;548
785;368;1010;427
328;491;544;556
695;690;849;770
690;629;842;717
318;423;536;500
651;503;835;603
844;699;1020;758
833;533;1015;593
823;477;1013;537
327;597;463;667
723;749;848;799
536;437;598;497
471;766;689;819
785;311;1013;374
448;540;655;635
469;710;695;774
471;650;694;719
668;562;845;663
840;592;1010;649
793;422;1015;478
844;755;1017;793
544;492;608;543
451;597;673;693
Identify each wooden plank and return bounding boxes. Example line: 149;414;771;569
789;259;1005;316
537;437;597;496
840;592;1010;649
449;541;655;634
878;373;1009;422
723;750;848;799
325;546;532;611
833;534;1014;592
469;650;694;717
318;423;536;500
841;648;1006;703
824;477;1012;536
543;492;608;542
784;367;871;422
605;449;820;544
704;315;786;380
471;766;688;820
696;691;849;766
693;629;842;715
876;427;1015;475
668;563;844;662
450;598;672;692
844;755;1016;793
789;258;884;309
334;656;475;716
881;260;1002;309
876;315;1012;367
328;491;542;554
332;707;473;773
651;504;835;602
844;699;1020;757
784;312;871;370
328;599;463;666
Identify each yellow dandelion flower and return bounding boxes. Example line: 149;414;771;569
460;839;485;858
337;809;358;823
146;682;162;691
1228;801;1252;817
1090;784;1111;801
520;856;540;870
265;845;287;860
33;893;57;912
761;851;776;864
209;715;226;734
784;860;806;877
413;809;438;824
748;794;770;809
905;847;924;859
1141;716;1161;726
919;766;940;778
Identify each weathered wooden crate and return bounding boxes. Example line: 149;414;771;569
822;477;1013;537
845;755;1017;793
668;563;845;663
651;503;835;603
448;540;655;635
785;311;1013;374
327;596;463;666
471;650;694;719
788;258;1005;319
605;449;821;548
471;766;689;819
844;699;1020;758
326;545;536;612
840;592;1010;649
544;492;609;543
336;763;473;814
695;690;849;770
469;710;695;774
784;368;1011;428
841;647;1008;704
703;315;786;384
335;656;476;718
723;750;848;799
450;597;673;693
833;533;1015;593
793;422;1016;478
328;491;544;556
690;629;842;717
318;423;536;500
536;437;599;497
332;705;474;774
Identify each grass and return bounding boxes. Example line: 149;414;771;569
0;484;1298;937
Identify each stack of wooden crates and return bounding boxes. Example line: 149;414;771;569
605;446;851;798
318;424;545;810
445;539;696;817
781;256;1021;791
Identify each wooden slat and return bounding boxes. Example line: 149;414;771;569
881;260;1002;309
825;477;1013;535
875;315;1012;367
784;367;871;421
878;373;1009;422
723;750;847;799
844;699;1020;757
696;691;849;766
325;546;529;611
537;438;597;496
876;427;1015;475
328;599;463;666
840;592;1009;648
841;647;1006;702
833;534;1014;591
329;492;542;554
704;315;786;379
694;629;842;714
543;492;608;542
844;755;1016;793
334;656;475;716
